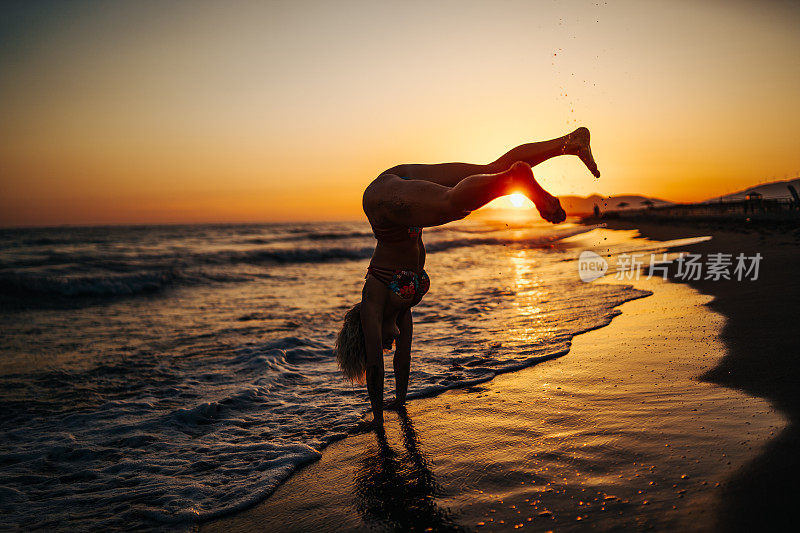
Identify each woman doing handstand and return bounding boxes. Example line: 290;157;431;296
335;127;600;430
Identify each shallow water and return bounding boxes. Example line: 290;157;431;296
205;276;783;533
0;217;689;530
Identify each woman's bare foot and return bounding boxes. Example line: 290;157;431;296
535;188;567;224
565;126;600;178
510;161;567;224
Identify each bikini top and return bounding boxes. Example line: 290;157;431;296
369;176;423;242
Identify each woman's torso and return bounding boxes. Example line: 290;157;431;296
370;236;425;270
363;174;427;271
363;174;428;306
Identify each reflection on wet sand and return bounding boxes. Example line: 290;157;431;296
354;408;466;532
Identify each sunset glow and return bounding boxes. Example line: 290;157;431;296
1;1;799;227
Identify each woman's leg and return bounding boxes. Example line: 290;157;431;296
446;162;565;222
368;162;564;228
492;126;599;178
385;127;599;187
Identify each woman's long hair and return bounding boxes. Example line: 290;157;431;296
335;302;366;384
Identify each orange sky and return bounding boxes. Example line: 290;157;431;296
1;0;799;227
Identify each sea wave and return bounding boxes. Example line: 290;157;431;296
0;224;598;304
0;268;261;304
0;270;179;298
244;230;375;244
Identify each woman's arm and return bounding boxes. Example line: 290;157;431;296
392;308;413;406
360;278;387;427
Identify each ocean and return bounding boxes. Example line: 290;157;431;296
0;217;667;530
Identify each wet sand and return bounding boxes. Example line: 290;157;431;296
202;269;784;531
597;219;800;531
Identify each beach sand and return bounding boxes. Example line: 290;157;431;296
202;245;786;531
598;219;800;531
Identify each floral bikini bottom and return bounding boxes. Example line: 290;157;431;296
366;265;430;300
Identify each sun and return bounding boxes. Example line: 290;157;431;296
508;193;527;208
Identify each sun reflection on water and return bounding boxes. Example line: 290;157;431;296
504;249;556;345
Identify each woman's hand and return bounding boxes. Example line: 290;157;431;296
350;418;385;435
383;398;406;412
